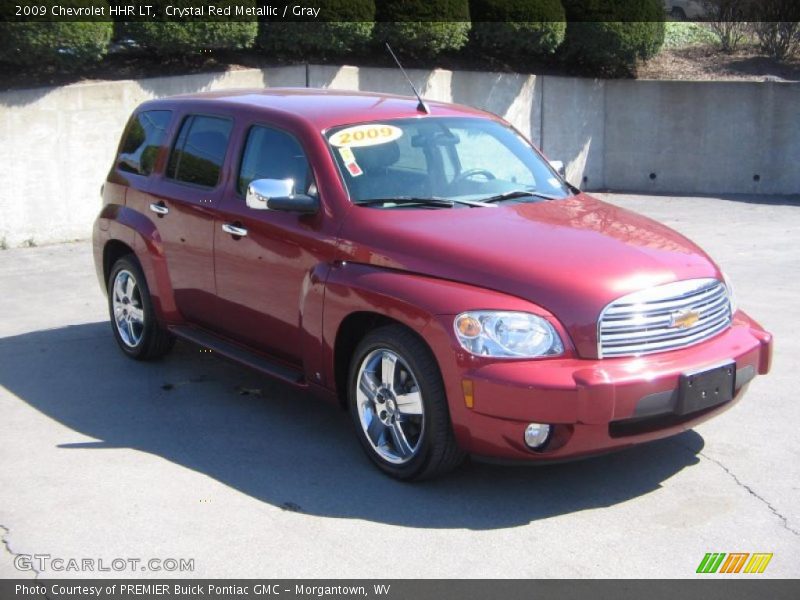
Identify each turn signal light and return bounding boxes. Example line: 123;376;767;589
456;315;482;338
461;379;474;409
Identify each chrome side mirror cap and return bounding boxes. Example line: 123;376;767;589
246;178;319;215
549;160;566;178
245;178;295;210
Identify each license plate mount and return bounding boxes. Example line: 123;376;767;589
676;362;736;416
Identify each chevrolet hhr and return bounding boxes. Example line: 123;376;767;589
93;89;772;480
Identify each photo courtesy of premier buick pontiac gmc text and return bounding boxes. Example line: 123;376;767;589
93;88;772;480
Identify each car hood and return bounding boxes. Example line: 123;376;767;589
338;194;721;357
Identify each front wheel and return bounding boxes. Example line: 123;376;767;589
348;325;465;480
107;255;175;360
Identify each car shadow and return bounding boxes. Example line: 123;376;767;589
0;322;705;530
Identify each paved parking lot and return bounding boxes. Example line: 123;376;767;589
0;193;798;578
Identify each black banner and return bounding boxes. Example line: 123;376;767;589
1;0;798;23
1;580;800;600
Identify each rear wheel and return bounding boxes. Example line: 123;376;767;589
348;325;465;480
108;255;174;360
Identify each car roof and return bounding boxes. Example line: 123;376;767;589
143;87;494;131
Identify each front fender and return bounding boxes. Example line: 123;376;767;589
321;263;573;448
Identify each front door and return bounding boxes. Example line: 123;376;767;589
213;124;334;365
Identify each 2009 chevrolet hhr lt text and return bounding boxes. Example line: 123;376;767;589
93;88;772;480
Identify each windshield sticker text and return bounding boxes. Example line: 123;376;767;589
330;124;403;148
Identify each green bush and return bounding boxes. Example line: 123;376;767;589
749;0;800;60
257;0;375;59
663;22;717;50
125;1;257;57
375;0;471;58
561;0;665;76
470;0;566;58
0;0;112;69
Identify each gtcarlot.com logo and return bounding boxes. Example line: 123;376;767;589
14;554;195;573
696;552;773;574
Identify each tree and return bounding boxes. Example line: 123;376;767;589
375;0;471;58
702;0;749;53
0;0;112;69
746;0;800;60
561;0;665;77
470;0;566;59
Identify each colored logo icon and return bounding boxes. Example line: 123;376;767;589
697;553;773;574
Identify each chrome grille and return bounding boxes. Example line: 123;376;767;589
598;278;732;358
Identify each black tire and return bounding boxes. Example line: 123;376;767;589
107;255;175;360
348;324;465;480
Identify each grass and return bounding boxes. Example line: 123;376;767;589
664;22;718;50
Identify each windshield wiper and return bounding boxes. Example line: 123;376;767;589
482;190;560;204
355;197;455;208
355;196;496;208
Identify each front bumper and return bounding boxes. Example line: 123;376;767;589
428;311;772;461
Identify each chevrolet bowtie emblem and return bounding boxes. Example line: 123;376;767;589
670;309;700;329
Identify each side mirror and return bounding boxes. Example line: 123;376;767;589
549;160;566;178
246;178;319;215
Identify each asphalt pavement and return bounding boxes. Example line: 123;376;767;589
0;193;798;578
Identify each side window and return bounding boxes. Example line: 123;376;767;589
118;110;172;176
238;126;311;195
166;115;233;188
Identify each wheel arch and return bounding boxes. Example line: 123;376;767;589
321;262;572;412
103;239;136;290
333;311;407;408
97;204;179;324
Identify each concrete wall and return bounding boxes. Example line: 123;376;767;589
0;66;306;249
540;76;606;189
603;80;800;195
1;64;797;247
308;65;543;145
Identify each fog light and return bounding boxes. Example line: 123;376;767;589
524;423;551;449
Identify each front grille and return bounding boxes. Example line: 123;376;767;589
598;278;732;358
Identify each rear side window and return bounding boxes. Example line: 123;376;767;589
166;115;233;188
238;126;311;195
118;110;172;176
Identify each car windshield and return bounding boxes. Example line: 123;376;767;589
326;117;571;208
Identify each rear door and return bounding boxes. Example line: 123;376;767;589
145;113;234;328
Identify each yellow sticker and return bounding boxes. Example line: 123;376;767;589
338;146;363;177
329;124;403;148
339;146;355;162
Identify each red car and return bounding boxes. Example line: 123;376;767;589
93;89;772;480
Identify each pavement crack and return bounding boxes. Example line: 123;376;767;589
697;451;800;537
1;524;42;579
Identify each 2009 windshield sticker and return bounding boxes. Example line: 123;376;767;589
329;124;403;148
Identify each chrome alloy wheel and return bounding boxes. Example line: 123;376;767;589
111;269;145;348
356;349;425;464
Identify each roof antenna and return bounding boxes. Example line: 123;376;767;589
385;43;430;114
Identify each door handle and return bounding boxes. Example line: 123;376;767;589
222;223;248;237
149;202;169;216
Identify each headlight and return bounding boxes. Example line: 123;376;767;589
454;311;564;358
722;272;737;314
